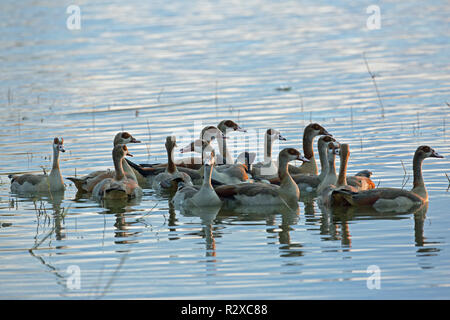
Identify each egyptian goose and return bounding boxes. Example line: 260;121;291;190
92;144;142;201
332;146;443;212
67;132;141;193
181;132;250;185
268;135;337;191
316;142;340;194
289;123;331;175
151;136;192;192
318;144;360;206
9;137;66;193
214;148;309;208
338;144;375;191
172;152;222;208
251;129;286;180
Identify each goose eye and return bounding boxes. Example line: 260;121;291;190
313;124;320;130
122;132;131;139
422;146;430;153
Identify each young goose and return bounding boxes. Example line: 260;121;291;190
332;146;443;212
92;145;142;201
172;152;222;209
126;138;210;186
318;144;360;207
182;132;250;185
214;148;309;208
67;132;141;193
289;123;331;175
251;129;287;180
338;144;375;191
268;135;337;191
9;137;66;193
152;136;192;192
316;142;340;194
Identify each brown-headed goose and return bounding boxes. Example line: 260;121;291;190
172;152;222;209
214;148;309;208
332;146;443;212
9;137;66;193
289;123;331;175
217;119;247;135
251;129;287;180
92;144;142;201
67;132;141;193
151;136;192;192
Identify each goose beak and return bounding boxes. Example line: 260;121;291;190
236;126;247;133
298;155;309;162
126;151;133;157
130;137;141;143
279;135;287;141
60;148;66;153
431;150;444;158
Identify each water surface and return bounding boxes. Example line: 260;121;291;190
0;0;449;299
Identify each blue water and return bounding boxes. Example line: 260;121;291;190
0;0;449;299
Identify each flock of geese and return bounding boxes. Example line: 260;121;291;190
8;120;443;214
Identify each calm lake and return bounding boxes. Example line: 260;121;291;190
0;0;449;299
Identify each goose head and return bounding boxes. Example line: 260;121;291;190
305;123;331;138
318;135;337;149
113;132;141;146
165;136;178;153
267;128;287;141
416;146;444;159
53;137;65;153
200;126;224;143
326;142;340;161
280;148;309;163
218;120;247;134
179;139;212;154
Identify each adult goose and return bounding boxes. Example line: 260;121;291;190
67;132;141;192
214;148;309;209
9;137;66;193
172;152;222;209
332;146;443;212
92;144;142;201
288;123;331;175
251;129;287;180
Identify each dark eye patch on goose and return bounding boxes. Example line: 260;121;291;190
122;132;131;139
313;123;320;130
224;120;236;128
288;148;299;155
421;146;431;153
323;136;334;142
54;137;59;144
267;129;274;135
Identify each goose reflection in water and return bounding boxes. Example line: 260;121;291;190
317;201;437;260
